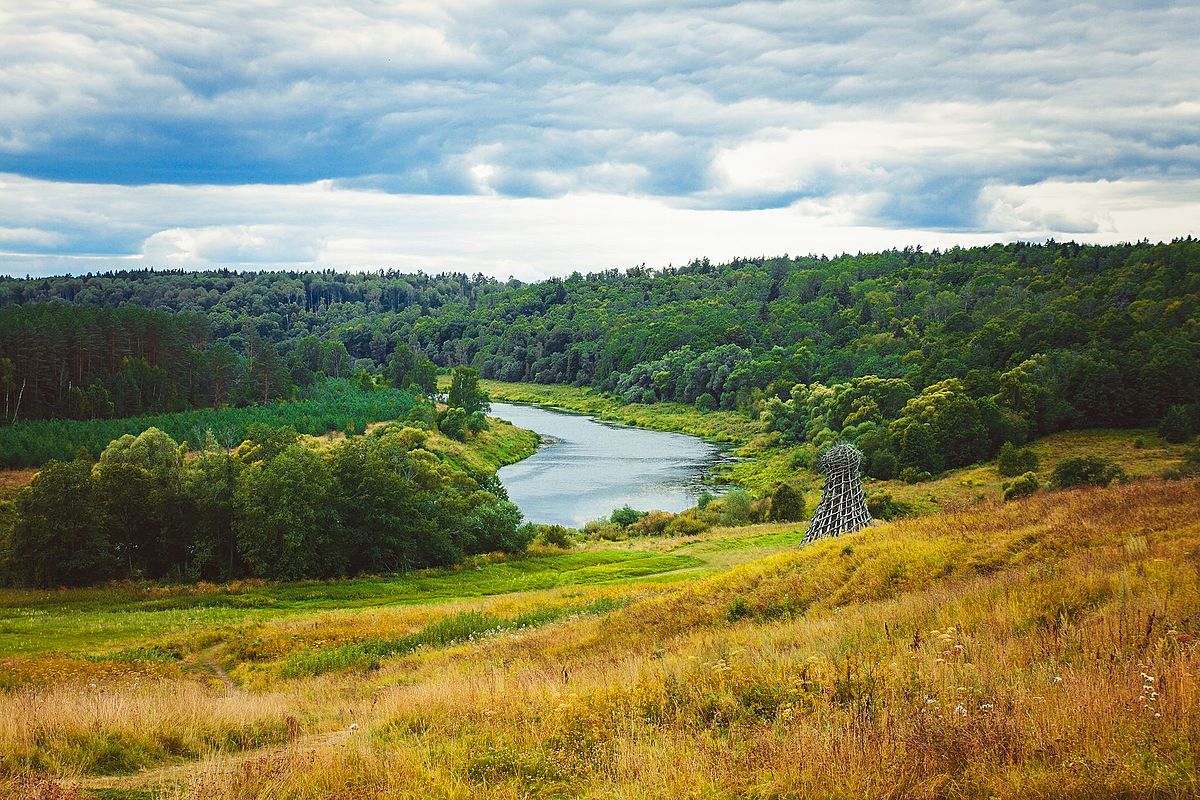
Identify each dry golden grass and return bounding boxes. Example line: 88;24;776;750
5;480;1200;799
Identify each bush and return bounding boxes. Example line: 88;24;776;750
626;510;674;537
610;505;646;528
694;393;717;412
768;483;806;522
866;492;911;521
1159;405;1195;444
533;524;575;549
997;442;1039;477
866;450;898;480
727;597;752;622
900;467;933;484
1002;471;1040;501
437;407;467;441
706;489;753;527
1050;456;1126;489
664;513;708;537
582;521;625;541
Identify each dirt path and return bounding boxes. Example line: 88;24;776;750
195;644;239;693
78;729;355;793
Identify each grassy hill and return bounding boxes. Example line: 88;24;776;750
3;477;1199;798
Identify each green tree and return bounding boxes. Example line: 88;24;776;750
11;460;112;586
447;366;489;416
768;483;806;522
390;345;437;394
1159;405;1195;444
438;407;467;441
234;443;340;580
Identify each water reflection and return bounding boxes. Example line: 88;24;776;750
492;401;730;527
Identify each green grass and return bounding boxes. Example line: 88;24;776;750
0;550;701;657
479;380;764;445
280;598;627;677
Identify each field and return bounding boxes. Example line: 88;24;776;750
3;475;1200;798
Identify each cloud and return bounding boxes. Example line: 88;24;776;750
0;0;1198;272
1;173;1197;280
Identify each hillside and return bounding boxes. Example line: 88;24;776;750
3;478;1199;798
6;239;1197;493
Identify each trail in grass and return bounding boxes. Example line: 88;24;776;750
77;729;355;793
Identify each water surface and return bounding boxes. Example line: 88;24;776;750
493;401;729;527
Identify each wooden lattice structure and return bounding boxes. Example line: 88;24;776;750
804;443;872;543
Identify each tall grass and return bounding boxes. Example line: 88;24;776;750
0;683;295;778
7;480;1200;798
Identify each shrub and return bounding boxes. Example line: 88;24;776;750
610;505;646;528
533;524;575;549
1002;471;1040;501
866;492;911;520
709;489;753;527
582;519;624;541
900;467;933;484
727;597;752;622
664;513;708;537
768;483;806;522
866;450;898;480
626;511;674;537
1050;456;1126;489
694;393;717;412
997;442;1039;477
437;407;467;441
1159;405;1195;444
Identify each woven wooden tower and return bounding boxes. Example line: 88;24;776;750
804;443;872;543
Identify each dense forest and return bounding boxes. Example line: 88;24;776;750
3;239;1198;477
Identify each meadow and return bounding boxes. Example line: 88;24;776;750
3;473;1199;798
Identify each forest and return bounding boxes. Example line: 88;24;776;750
3;239;1198;478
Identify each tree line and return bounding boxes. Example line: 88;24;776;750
3;239;1197;469
5;420;528;587
0;302;439;425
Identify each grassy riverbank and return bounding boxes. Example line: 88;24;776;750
480;380;1192;515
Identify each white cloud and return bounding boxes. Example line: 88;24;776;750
0;173;1196;280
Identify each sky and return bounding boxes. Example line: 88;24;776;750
1;1;1198;280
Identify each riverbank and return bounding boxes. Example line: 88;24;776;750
480;379;821;500
479;380;1192;517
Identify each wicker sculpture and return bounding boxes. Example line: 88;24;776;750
804;443;872;542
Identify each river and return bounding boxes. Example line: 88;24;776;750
491;401;730;528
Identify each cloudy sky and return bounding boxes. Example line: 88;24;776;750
1;1;1197;279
